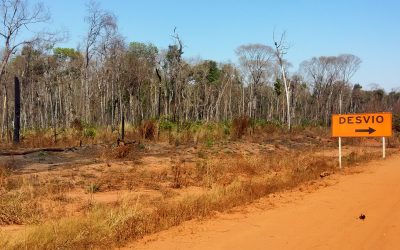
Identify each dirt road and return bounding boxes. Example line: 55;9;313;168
132;153;400;250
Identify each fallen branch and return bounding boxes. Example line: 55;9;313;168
0;147;77;156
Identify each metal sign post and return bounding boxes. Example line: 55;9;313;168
382;137;386;159
339;137;342;168
339;95;342;169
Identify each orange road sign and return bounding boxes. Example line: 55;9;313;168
332;112;392;137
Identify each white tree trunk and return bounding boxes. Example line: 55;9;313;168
280;64;291;130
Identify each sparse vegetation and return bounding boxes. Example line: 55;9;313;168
0;0;398;248
0;126;398;249
112;145;132;159
86;183;101;193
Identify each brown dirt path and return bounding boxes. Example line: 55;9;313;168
130;153;400;250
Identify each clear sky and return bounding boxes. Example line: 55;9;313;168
38;0;399;91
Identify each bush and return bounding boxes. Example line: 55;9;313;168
159;117;175;131
180;121;192;130
255;119;267;127
140;120;156;140
83;127;96;139
113;145;131;158
223;126;230;135
232;116;249;139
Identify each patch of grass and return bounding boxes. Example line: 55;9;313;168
197;150;207;159
0;171;79;226
114;145;131;159
171;163;184;189
205;137;214;148
343;150;381;165
86;183;101;193
0;163;12;192
0;192;44;225
0;205;117;249
0;156;336;249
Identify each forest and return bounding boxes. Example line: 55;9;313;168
0;0;399;144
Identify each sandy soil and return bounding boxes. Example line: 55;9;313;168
131;153;400;250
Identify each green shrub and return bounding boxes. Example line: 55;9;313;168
83;127;96;139
159;118;175;131
223;126;230;135
255;119;267;127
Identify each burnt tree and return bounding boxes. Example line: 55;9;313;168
13;76;20;144
121;113;125;141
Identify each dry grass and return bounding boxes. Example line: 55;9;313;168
0;165;9;193
0;171;77;226
0;127;398;249
0;151;339;249
1;146;386;249
112;145;132;159
0;192;44;226
0;125;135;150
0;121;329;150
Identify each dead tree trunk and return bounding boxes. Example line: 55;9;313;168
121;112;125;141
156;68;162;119
274;33;291;130
13;76;20;144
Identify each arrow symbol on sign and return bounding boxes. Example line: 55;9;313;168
355;127;376;134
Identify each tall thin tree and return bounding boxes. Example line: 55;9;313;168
274;32;291;129
13;76;20;143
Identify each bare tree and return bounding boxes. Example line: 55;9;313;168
163;28;184;122
337;54;361;85
236;43;274;119
0;0;49;139
0;0;49;81
82;0;116;122
0;2;386;146
336;54;361;114
13;75;19;143
300;54;361;124
273;32;291;129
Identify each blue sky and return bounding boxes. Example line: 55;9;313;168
37;0;399;90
